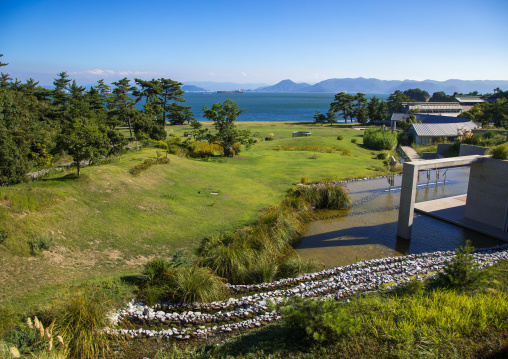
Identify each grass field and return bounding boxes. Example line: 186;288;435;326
0;122;390;310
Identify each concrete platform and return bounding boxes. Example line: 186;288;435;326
414;195;508;242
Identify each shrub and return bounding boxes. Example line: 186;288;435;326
337;135;344;140
292;183;351;209
490;143;508;160
377;152;388;160
56;288;115;359
264;136;273;141
438;240;480;288
276;253;320;280
129;157;170;176
350;138;357;144
364;128;397;150
187;142;224;158
154;140;169;151
28;236;52;256
280;297;361;343
164;266;228;303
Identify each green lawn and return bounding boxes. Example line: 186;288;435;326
0;122;388;309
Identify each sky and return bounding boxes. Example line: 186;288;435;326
1;0;508;86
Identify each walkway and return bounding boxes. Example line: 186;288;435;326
401;146;422;162
414;195;508;242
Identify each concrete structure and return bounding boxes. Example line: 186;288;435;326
396;155;486;239
464;157;508;233
459;144;489;156
408;121;479;145
400;102;463;116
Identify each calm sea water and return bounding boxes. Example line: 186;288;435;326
137;93;389;122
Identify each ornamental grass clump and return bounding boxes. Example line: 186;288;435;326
55;287;115;359
164;266;229;303
292;183;351;209
490;142;508;160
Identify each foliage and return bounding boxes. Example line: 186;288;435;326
330;92;355;123
350;138;357;143
55;287;115;359
291;183;351;209
363;128;397;150
490;142;508;160
165;266;229;303
280;297;361;343
376;152;388;160
186;141;224;158
387;90;412;113
56;118;110;176
129;156;170;176
337;135;344;140
28;236;52;256
195;99;253;157
402;88;430;102
429;91;455;102
438;240;480;288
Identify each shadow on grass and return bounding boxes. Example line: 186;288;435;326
197;324;311;358
41;173;79;182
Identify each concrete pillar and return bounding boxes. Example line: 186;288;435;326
397;162;419;239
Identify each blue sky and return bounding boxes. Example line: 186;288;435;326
1;0;507;86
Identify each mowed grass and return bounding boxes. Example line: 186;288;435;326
0;122;385;309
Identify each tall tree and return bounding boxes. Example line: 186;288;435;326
0;54;7;67
111;78;137;137
167;103;195;125
354;93;369;124
197;100;252;157
160;78;185;128
403;88;430;102
367;96;380;123
52;71;71;107
387;90;412;113
330;92;355;123
57;118;110;176
313;110;326;126
429;91;455;102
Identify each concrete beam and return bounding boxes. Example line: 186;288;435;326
396;155;488;240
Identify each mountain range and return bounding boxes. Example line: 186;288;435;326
249;78;508;95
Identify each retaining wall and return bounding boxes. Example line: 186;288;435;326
459;144;490;156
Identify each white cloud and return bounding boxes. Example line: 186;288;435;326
241;72;247;77
209;72;217;77
70;69;163;77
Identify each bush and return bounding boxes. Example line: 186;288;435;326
28;236;52;256
129;157;170;176
291;183;352;209
164;266;228;303
377;152;388;160
337;135;344;140
187;142;224;158
364;128;397;150
56;288;115;359
350;138;357;144
438;240;480;288
280;297;361;343
490;143;508;160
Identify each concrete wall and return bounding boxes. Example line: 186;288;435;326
437;143;452;155
459;144;489;157
465;158;508;231
422;152;438;159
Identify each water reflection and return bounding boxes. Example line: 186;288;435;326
297;167;504;268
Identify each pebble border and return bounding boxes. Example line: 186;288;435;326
108;244;508;340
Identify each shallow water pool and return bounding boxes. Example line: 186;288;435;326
297;167;504;268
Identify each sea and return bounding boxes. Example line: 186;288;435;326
137;93;389;123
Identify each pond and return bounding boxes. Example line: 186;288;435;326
297;166;504;268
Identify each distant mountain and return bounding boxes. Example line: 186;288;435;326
183;81;269;92
254;79;311;92
181;85;208;92
253;78;508;95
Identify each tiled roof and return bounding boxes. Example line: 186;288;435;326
390;113;471;123
410;122;478;137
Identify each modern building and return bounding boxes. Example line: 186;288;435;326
407;121;479;145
